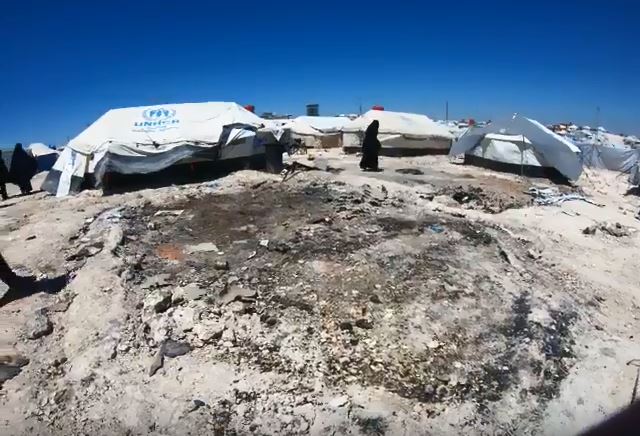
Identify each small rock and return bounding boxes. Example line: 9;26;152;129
220;286;257;305
436;374;451;383
140;274;171;290
355;318;373;330
193;320;225;343
163;339;191;358
104;225;124;253
53;388;67;404
527;249;542;260
172;283;207;303
221;328;235;343
328;395;349;408
187;399;206;413
338;321;353;331
26;235;36;241
46;293;75;313
186;242;220;253
26;310;53;340
172;306;196;332
259;239;270;248
369;294;382;304
427;340;441;349
148;348;164;376
143;289;173;313
263;317;278;327
213;261;229;271
117;343;130;353
423;384;436;396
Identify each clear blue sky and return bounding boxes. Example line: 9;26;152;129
1;0;639;146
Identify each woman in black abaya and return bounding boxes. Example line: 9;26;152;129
359;120;381;171
9;143;38;195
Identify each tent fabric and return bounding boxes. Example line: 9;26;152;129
285;116;351;136
576;142;640;185
27;143;60;172
342;110;453;155
66;102;273;156
285;116;350;149
469;135;549;167
576;142;640;173
343;110;454;139
43;102;291;196
27;143;58;157
450;115;583;181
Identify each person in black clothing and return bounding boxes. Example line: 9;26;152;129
9;143;37;195
0;151;9;200
359;120;381;171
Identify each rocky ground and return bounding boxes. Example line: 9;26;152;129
0;154;639;435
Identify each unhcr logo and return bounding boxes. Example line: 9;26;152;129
143;107;176;121
133;107;180;132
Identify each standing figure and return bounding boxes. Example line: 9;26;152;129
0;151;10;200
9;143;38;195
359;120;381;171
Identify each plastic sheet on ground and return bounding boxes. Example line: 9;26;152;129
526;187;602;207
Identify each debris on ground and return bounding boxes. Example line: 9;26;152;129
25;309;53;340
396;168;424;175
0;352;29;386
583;222;636;237
439;185;526;213
527;186;603;207
0;162;634;435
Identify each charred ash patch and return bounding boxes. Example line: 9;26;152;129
117;180;580;419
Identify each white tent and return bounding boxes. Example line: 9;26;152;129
27;143;58;157
342;110;454;155
27;143;59;172
450;115;582;181
42;102;289;196
284;116;351;149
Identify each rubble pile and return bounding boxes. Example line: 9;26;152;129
438;185;528;213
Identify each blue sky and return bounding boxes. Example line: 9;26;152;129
1;0;639;146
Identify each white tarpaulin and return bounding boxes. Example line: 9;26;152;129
27;143;58;157
450;115;583;181
469;134;549;167
343;110;453;139
67;102;271;157
285;116;351;136
42;101;290;195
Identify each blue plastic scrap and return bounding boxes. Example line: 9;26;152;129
427;223;445;233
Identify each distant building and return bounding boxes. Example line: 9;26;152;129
261;112;292;120
306;104;319;116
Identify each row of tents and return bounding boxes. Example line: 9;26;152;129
39;101;639;196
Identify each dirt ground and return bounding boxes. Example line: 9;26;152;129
0;153;639;435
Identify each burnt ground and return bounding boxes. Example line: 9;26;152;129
110;178;585;432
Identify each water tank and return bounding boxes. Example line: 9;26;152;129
306;104;319;116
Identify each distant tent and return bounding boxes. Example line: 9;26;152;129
450;115;583;181
42;102;289;196
576;142;640;185
285;116;351;149
342;110;454;155
27;143;59;172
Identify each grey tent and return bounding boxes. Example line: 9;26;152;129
450;115;582;181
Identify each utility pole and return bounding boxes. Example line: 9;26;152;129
595;106;601;142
